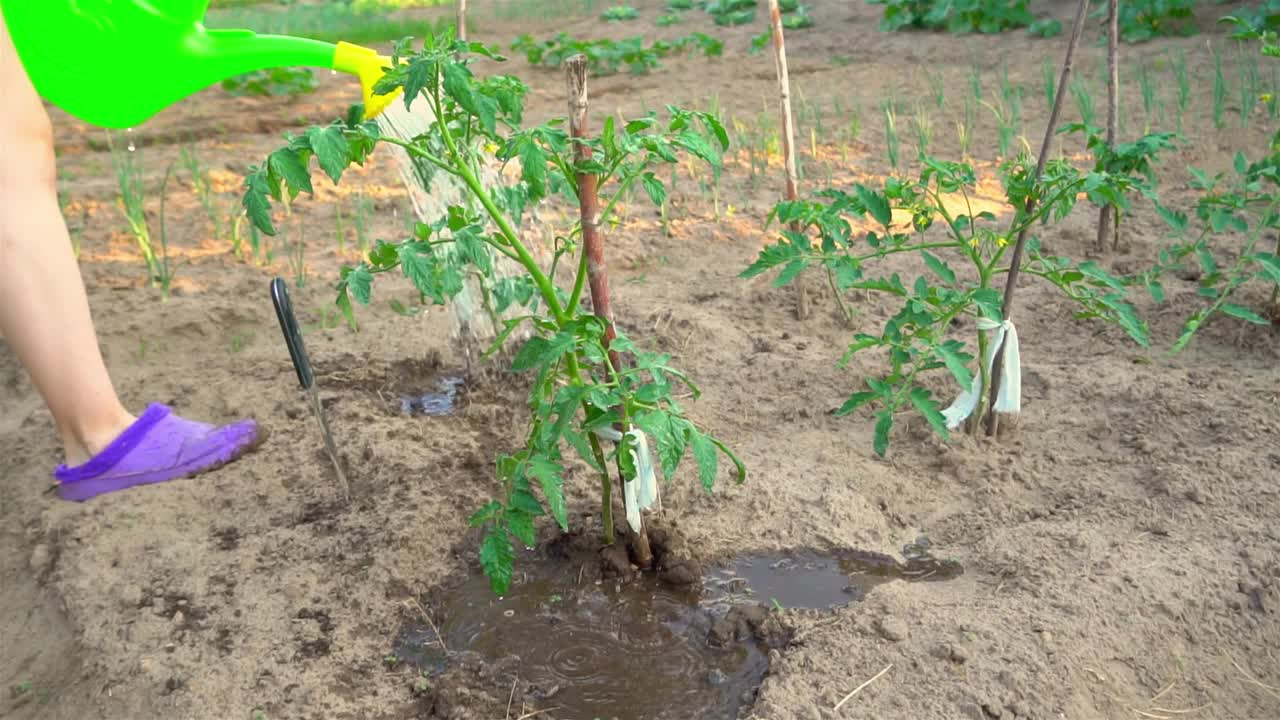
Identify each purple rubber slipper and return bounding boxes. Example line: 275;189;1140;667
54;404;262;502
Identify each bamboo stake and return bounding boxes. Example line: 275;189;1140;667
564;55;652;568
1097;0;1120;250
456;0;467;42
986;0;1092;438
767;0;810;321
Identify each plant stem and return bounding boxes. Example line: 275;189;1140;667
565;55;647;561
456;0;467;41
767;0;809;320
987;0;1090;438
825;266;854;325
1098;0;1119;251
587;432;616;546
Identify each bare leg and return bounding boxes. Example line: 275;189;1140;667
0;12;138;465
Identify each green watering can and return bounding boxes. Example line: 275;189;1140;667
0;0;401;128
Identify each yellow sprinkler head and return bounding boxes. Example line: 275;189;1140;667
333;42;403;120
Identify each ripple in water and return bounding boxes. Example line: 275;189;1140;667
394;543;962;719
427;561;769;720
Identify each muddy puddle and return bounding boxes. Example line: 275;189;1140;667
706;541;963;610
397;375;465;416
393;542;960;719
402;558;769;720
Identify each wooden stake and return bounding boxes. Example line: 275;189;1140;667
767;0;810;321
1097;0;1120;250
986;0;1092;438
564;55;652;569
456;0;467;42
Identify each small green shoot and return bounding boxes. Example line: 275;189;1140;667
913;104;933;159
1041;57;1057;109
1070;77;1095;129
106;131;162;287
1213;43;1227;129
1171;49;1190;132
883;101;900;171
180;146;223;242
927;70;946;110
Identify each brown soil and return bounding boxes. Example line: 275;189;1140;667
4;2;1280;719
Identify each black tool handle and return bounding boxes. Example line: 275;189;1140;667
270;278;314;390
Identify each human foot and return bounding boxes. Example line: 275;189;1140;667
54;404;262;501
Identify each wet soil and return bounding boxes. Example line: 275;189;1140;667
3;1;1280;720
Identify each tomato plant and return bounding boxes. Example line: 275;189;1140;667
742;133;1167;455
1139;153;1280;349
241;33;744;594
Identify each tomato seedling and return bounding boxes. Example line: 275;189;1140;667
743;134;1165;455
241;33;744;594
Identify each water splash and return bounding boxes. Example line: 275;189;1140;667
374;100;546;366
126;127;136;152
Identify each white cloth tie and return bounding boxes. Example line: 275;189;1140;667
594;425;659;533
941;318;1021;430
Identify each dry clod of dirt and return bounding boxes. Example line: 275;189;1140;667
875;615;909;642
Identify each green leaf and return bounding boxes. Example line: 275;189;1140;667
936;341;973;389
645;413;688;480
872;410;893;457
741;241;800;279
709;436;746;484
479;526;515;595
856;185;893;226
1252;253;1280;283
511;332;575;372
345;264;374;304
909;387;950;440
689;429;718;491
468;500;502;527
307;126;350;183
835;391;877;416
1196;247;1218;276
641;172;667;206
243;170;276;235
401;58;437;108
506;507;536;546
1221;303;1270;324
268;149;312;194
774;258;809;288
527;457;569;530
518;138;548;199
1145;276;1165;304
336;286;357;330
484;316;535;358
398;243;435;296
921;251;957;285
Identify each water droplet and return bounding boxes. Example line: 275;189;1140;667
503;609;515;618
127;142;136;152
331;69;338;76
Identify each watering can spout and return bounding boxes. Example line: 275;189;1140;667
0;1;402;129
